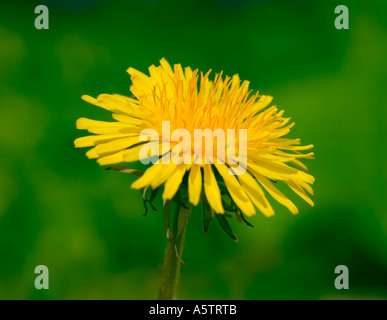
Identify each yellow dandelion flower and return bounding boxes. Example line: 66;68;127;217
75;58;314;219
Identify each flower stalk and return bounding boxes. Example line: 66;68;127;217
157;203;191;300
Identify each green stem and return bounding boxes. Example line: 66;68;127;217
157;204;191;300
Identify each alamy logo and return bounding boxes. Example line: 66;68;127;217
138;121;247;175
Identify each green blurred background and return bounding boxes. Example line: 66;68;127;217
0;0;386;299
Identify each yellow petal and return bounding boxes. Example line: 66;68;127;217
76;117;134;135
254;172;299;214
237;171;274;217
112;114;145;126
131;154;176;189
250;95;273;114
150;163;177;189
98;94;138;115
131;163;165;189
74;134;133;148
248;161;284;182
298;180;314;196
249;157;315;185
286;180;314;207
188;165;202;206
163;165;186;200
126;67;149;80
92;136;141;157
215;164;255;217
76;117;126;129
86;148;99;159
82;94;136;116
203;165;224;214
184;67;194;85
160;58;174;76
289;158;308;172
129;74;153;97
97;143;149;166
125;142;160;163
